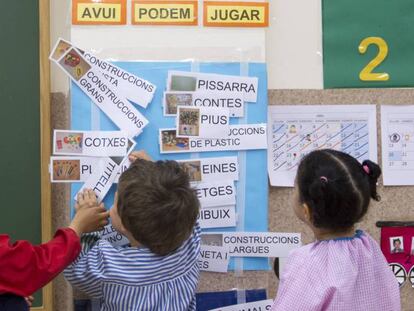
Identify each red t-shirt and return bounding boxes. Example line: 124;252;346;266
0;228;81;296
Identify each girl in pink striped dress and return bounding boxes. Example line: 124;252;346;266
271;149;400;311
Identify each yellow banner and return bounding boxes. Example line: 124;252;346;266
72;0;126;25
132;1;198;25
204;2;268;27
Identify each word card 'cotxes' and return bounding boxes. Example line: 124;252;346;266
50;38;156;108
49;42;148;138
176;106;230;139
167;70;259;103
53;130;129;157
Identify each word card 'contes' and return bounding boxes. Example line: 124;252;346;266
163;91;244;118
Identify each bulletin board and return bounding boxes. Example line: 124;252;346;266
69;60;269;271
264;89;414;311
0;0;52;309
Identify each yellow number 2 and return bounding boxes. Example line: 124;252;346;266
358;37;389;81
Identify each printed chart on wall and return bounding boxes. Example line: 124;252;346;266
381;105;414;186
68;60;270;271
268;105;377;187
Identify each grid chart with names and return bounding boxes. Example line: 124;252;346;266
268;105;377;186
381;105;414;185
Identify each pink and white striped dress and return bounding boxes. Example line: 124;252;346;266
271;230;401;311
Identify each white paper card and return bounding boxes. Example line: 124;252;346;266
163;91;244;118
50;46;148;138
50;157;130;183
268;105;377;187
380;105;414;185
176;106;230;138
160;124;267;154
209;300;273;311
167;70;258;103
223;232;301;258
50;156;101;182
195;181;236;208
178;156;239;183
198;245;230;273
198;206;236;229
53;130;129;157
99;224;129;247
50;38;156;108
201;232;301;258
74;157;119;202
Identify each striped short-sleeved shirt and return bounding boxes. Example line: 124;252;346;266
64;224;201;311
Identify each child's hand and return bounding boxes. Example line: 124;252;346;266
129;150;153;162
70;189;109;236
25;296;34;307
75;189;98;211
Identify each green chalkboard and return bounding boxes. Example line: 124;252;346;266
0;0;43;307
323;0;414;88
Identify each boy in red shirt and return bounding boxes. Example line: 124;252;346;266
0;189;109;311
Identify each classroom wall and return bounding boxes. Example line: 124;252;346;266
48;1;413;309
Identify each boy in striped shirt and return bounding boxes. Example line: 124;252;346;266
64;151;201;310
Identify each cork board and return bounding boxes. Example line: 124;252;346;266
51;89;414;310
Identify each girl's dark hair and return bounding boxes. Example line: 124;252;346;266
296;149;381;231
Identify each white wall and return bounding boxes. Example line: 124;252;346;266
50;0;323;91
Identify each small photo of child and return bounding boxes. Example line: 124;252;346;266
390;236;404;254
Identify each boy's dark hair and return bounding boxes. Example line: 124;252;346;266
296;149;381;231
117;159;199;256
393;239;401;245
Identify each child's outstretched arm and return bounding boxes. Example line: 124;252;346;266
64;190;111;298
0;189;109;297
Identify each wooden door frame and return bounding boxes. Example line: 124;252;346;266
34;0;53;310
